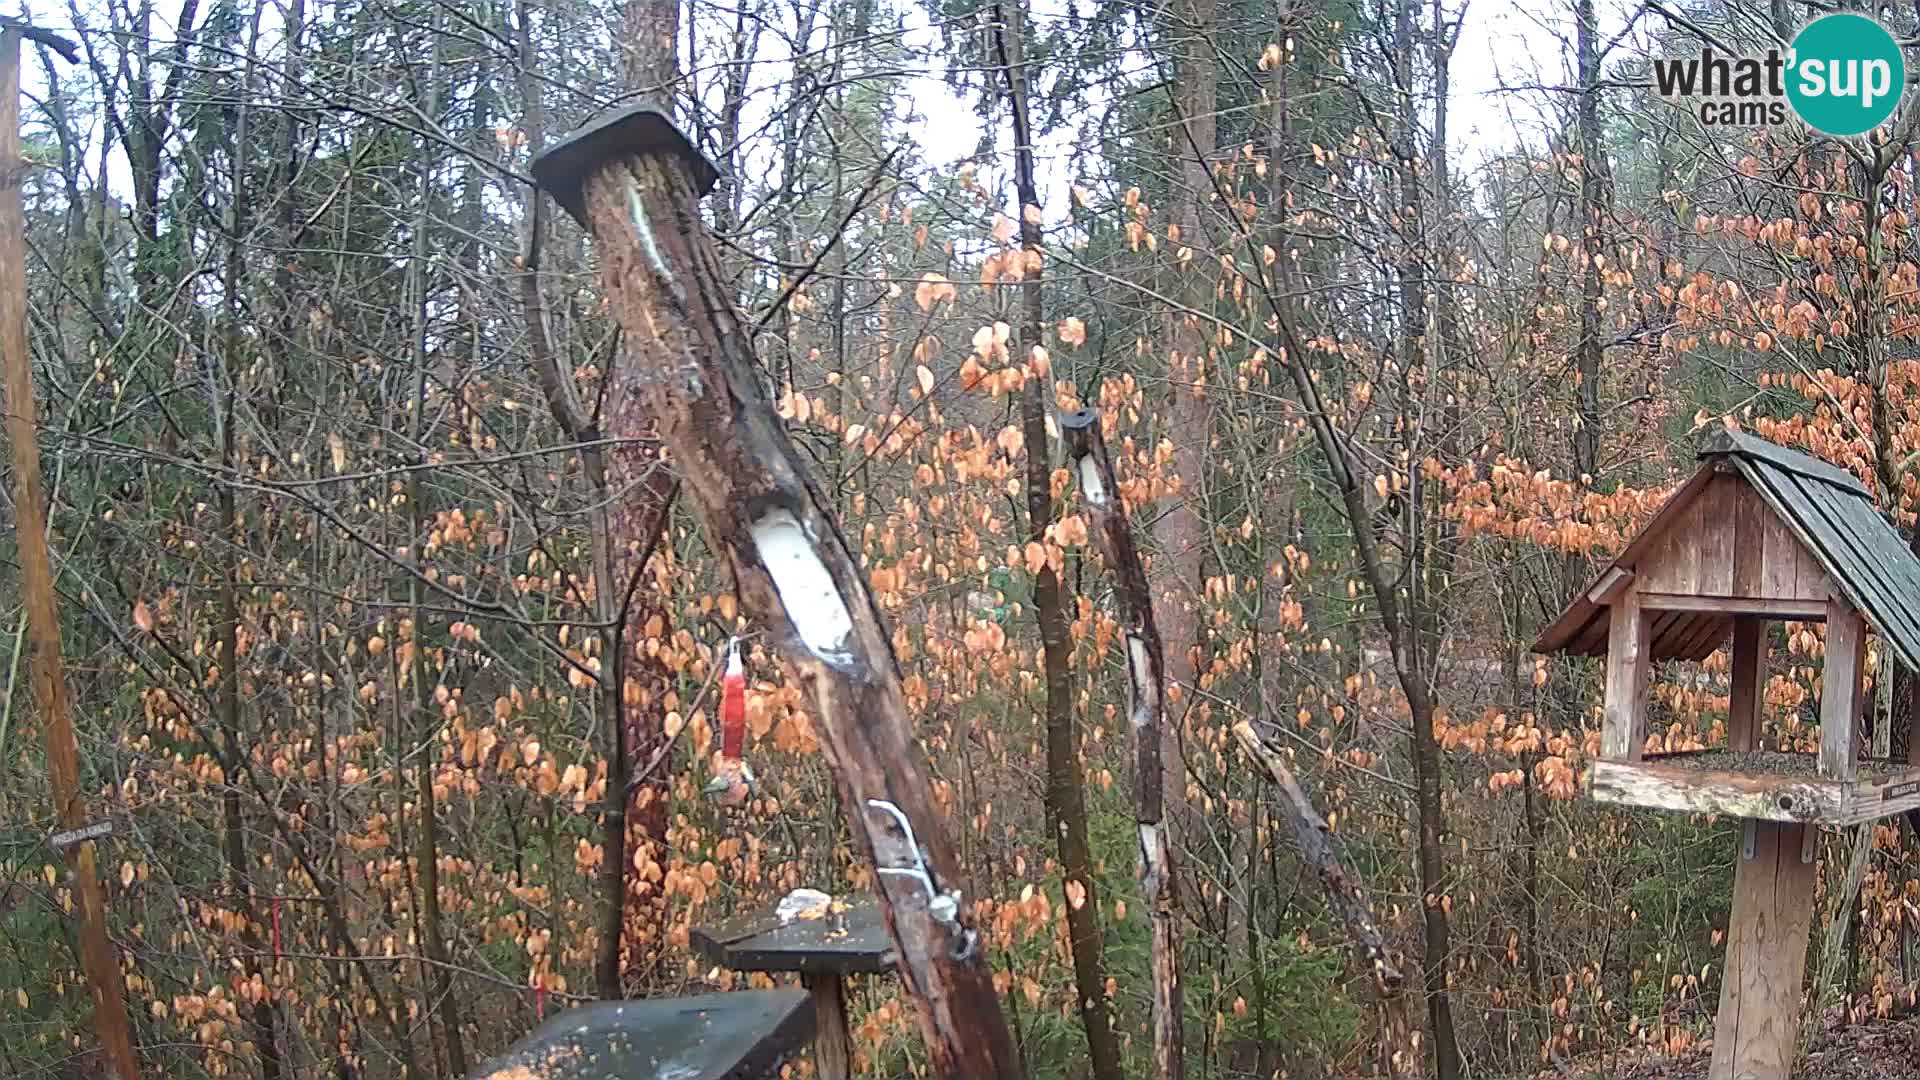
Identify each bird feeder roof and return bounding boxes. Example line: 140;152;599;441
1533;431;1920;671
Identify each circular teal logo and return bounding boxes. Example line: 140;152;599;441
1786;14;1906;136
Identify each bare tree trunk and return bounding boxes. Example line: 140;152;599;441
1573;0;1603;488
0;25;141;1080
992;7;1125;1078
1390;0;1462;1071
403;22;465;1072
619;0;680;103
1060;411;1184;1080
216;13;281;1073
1158;0;1213;926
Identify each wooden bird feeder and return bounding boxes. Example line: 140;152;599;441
1535;431;1920;1078
692;899;896;1080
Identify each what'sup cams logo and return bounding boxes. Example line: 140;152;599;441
1653;13;1908;136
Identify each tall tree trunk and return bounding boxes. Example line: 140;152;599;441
1391;0;1462;1070
403;23;466;1074
218;11;280;1074
620;0;680;102
532;108;1025;1077
1157;1;1213;1040
1574;0;1605;492
993;6;1125;1079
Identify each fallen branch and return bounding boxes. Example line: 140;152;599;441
1230;719;1419;1078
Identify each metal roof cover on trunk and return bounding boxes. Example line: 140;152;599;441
1532;431;1920;672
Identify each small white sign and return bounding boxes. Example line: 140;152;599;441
48;820;112;850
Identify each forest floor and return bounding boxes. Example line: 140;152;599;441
1556;1016;1920;1078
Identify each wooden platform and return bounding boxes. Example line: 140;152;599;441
1591;752;1920;824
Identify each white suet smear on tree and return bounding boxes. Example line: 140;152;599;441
752;509;855;662
625;180;675;290
1125;635;1153;725
1078;456;1108;506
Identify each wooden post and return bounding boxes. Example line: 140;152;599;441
1728;618;1765;752
804;973;853;1080
1601;589;1651;760
1709;821;1817;1080
0;25;139;1080
1821;598;1866;781
530;106;1022;1079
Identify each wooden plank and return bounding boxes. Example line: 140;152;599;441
477;990;817;1080
1759;509;1807;600
1642;501;1705;595
1728;619;1765;752
1602;590;1652;760
1589;759;1849;823
1839;766;1920;824
805;974;854;1080
1732;479;1766;597
1821;598;1866;781
1586;566;1634;605
1696;476;1736;596
1635;594;1825;619
1709;821;1817;1080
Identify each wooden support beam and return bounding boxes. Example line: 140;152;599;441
1058;410;1182;1079
1910;664;1920;768
1709;821;1816;1080
1728;619;1766;752
1635;594;1825;619
804;974;853;1080
1602;589;1652;760
1586;566;1633;605
1821;599;1867;782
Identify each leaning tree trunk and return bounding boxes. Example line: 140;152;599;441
1230;721;1418;1078
531;108;1023;1080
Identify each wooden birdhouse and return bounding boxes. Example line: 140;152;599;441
1534;430;1920;1079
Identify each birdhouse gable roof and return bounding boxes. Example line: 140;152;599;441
1532;432;1920;672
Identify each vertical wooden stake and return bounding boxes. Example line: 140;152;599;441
1821;599;1866;781
1601;590;1651;760
1709;821;1816;1080
1728;618;1765;752
0;26;140;1080
804;974;853;1080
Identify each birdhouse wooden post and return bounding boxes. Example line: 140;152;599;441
1535;432;1920;1079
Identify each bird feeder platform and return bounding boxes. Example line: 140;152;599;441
469;990;814;1080
1534;431;1920;1079
692;899;895;1080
